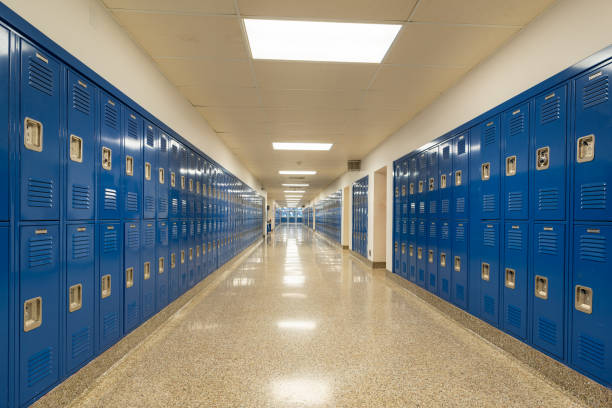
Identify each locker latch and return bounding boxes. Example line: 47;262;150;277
535;275;548;300
394;241;398;252
70;135;83;163
454;256;461;272
505;268;516;289
69;284;83;312
196;245;200;257
171;172;176;187
401;243;405;254
481;163;490;181
440;252;446;267
401;185;406;196
440;174;447;189
144;262;151;280
125;267;134;288
159;168;165;184
24;117;43;152
197;181;201;195
409;183;414;195
145;162;152;180
189;178;193;192
395;187;399;198
181;176;186;190
428;249;434;263
409;245;414;257
536;147;549;170
455;170;462;186
181;250;185;264
125;156;134;176
577;134;595;163
505;156;517;176
23;297;42;332
418;181;423;193
189;248;193;261
429;178;435;191
101;274;111;298
102;147;112;170
575;285;593;314
481;263;490;281
171;253;176;269
417;247;423;260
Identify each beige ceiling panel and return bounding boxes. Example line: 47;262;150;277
112;12;247;58
238;0;418;21
260;89;363;109
178;85;259;107
371;65;467;92
156;59;254;87
361;88;428;111
253;61;378;90
385;23;519;67
412;0;555;26
196;107;270;127
344;109;410;127
263;109;352;125
103;0;236;14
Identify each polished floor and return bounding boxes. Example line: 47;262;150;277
62;225;584;407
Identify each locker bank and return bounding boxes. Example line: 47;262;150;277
0;1;611;407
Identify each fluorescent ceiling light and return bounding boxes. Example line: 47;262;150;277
279;170;316;175
284;190;305;193
244;19;401;63
282;183;309;187
273;142;333;151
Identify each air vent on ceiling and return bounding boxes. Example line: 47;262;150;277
348;160;361;172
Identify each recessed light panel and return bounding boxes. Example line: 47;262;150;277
273;142;333;151
244;19;401;63
279;170;317;175
282;183;309;187
284;190;305;193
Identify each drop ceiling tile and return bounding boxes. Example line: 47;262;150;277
412;0;555;26
361;89;425;111
372;64;467;91
196;107;270;127
260;89;363;109
112;11;247;58
238;0;418;21
156;59;255;87
178;85;259;107
385;23;519;67
263;109;352;125
103;0;236;14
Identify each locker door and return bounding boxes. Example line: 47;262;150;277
426;221;438;293
572;224;612;385
427;147;438;217
453;133;469;219
0;226;8;406
188;220;196;288
180;220;188;293
66;71;96;220
502;102;530;220
532;223;565;358
438;142;452;219
19;224;60;404
393;163;400;274
416;219;427;287
169;221;179;301
123;221;141;333
574;63;612;221
195;220;202;281
188;151;196;217
98;222;122;352
156;220;169;311
438;221;451;300
169;139;180;218
196;157;203;218
408;219;416;282
400;161;408;276
157;131;169;219
180;147;188;217
534;85;567;220
98;94;122;220
451;222;468;309
473;118;501;219
417;153;427;216
20;41;61;220
143;123;156;219
141;221;156;320
123;110;142;219
409;157;417;216
65;223;94;373
0;28;8;221
479;222;500;326
502;222;528;340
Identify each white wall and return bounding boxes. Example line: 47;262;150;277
311;0;612;270
3;0;264;198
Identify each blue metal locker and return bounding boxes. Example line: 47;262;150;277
169;221;179;301
409;157;417;216
123;221;141;333
143;122;156;219
157;131;169;219
0;225;8;406
408;219;416;282
196;219;203;281
196;156;203;218
534;85;567;220
97;222;122;352
179;220;188;293
438;141;452;219
426;220;438;293
393;162;401;274
65;223;94;373
438;221;451;300
0;28;8;222
479;222;500;326
188;151;196;217
156;220;169;311
19;224;60;404
502;222;528;341
141;221;156;320
180;147;188;217
573;63;612;221
532;223;565;358
451;221;468;309
66;71;96;220
98;93;122;220
400;161;408;276
502;102;530;220
123;110;142;219
453;132;469;219
417;152;427;216
169;139;180;218
572;224;612;385
188;219;196;288
473;117;501;219
416;219;427;287
427;147;438;217
20;41;61;221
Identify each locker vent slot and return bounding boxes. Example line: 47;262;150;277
455;224;465;242
538;188;559;211
457;138;466;155
538;317;557;345
483;228;496;247
507;192;523;212
126;192;139;213
144;293;153;312
582;75;609;109
507;305;522;328
429;201;437;214
509;112;525;136
159;197;168;213
27;178;54;208
441;199;449;214
103;230;118;253
71;327;91;358
484;295;495;315
419;202;425;214
145;196;155;214
171;198;178;214
579;234;607;262
442;278;448;294
483;125;496;146
482;194;496;213
442;145;450;159
440;223;449;240
28;59;54;96
72;83;90;115
72;233;91;259
538;231;558;255
72;184;91;209
506;229;522;251
456;285;465;300
456;197;465;214
160;137;167;151
409;222;415;236
146;127;154;147
29;235;54;268
541;96;560;124
127;228;140;249
104;104;118;129
127;117;137;138
103;312;119;339
103;188;119;211
27;347;53;387
580;183;607;210
578;334;605;369
145;226;154;248
418;222;425;236
127;302;138;326
171;224;178;239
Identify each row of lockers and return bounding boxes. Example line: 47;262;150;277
315;190;342;243
303;207;313;228
392;49;612;388
352;177;368;258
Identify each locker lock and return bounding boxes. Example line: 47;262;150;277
481;163;490;181
144;262;151;280
170;172;176;187
125;156;134;176
23;297;42;332
181;250;185;264
69;284;83;312
505;268;516;289
454;256;461;272
577;135;595;163
418;181;424;193
455;170;462;186
440;252;446;267
401;243;405;254
159;168;165;184
428;178;435;191
395;187;399;198
171;253;176;269
145;162;152;180
440;174;447;189
101;274;112;298
575;285;593;314
401;185;406;196
24;117;43;152
409;183;414;195
535;275;548;300
428;249;434;263
125;268;134;288
70;135;83;163
102;147;112;170
481;262;490;281
417;247;422;260
409;245;414;257
536;147;549;170
505;156;517;176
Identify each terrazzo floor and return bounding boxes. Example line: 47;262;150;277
58;225;586;407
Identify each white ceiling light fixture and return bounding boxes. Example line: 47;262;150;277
284;190;305;193
272;142;333;151
279;170;317;175
282;183;309;187
244;19;401;63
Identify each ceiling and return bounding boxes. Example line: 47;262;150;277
101;0;555;206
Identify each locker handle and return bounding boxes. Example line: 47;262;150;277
181;250;185;264
69;284;83;312
575;285;593;314
102;147;112;170
536;147;549;171
454;256;461;272
418;181;423;193
481;163;490;181
428;249;434;263
23;297;42;332
125;156;134;176
181;175;186;190
481;263;490;281
159;168;165;184
440;252;446;267
535;275;548;300
189;178;193;192
126;267;134;288
417;247;422;260
145;162;151;180
101;274;112;298
401;243;405;254
171;253;176;269
455;170;462;186
577;135;595;163
171;172;176;187
505;268;516;289
440;174;447;189
409;245;414;257
429;178;435;191
69;135;83;163
24;117;43;152
196;245;200;257
144;262;151;280
505;156;517;176
189;248;193;261
409;183;414;195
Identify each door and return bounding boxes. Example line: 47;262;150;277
438;142;452;219
502;102;530;220
98;222;122;352
426;221;438;293
123;110;142;219
98;94;122;220
438;221;451;300
141;221;156;320
451;221;468;309
157;131;169;219
479;222;500;326
123;221;141;333
156;220;169;311
453;132;469;219
416;219;427;287
502;222;528;340
143;122;156;219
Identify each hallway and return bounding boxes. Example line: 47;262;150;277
39;225;583;408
